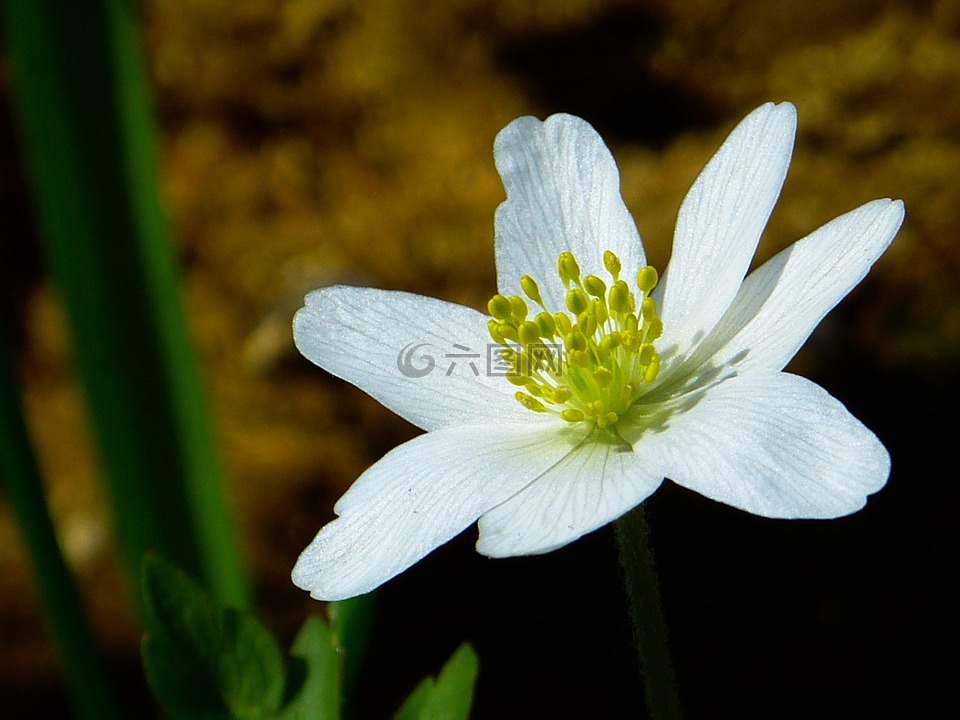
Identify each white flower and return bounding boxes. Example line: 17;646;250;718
291;102;904;601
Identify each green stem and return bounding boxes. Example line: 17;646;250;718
0;328;123;720
614;504;682;720
2;0;251;611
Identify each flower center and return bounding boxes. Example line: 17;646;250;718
487;250;663;429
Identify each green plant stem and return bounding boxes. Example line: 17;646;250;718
615;504;682;720
2;0;250;611
0;329;122;720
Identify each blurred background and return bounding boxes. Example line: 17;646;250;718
1;0;957;717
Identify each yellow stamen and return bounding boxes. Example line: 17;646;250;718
515;391;546;412
488;250;665;429
583;275;606;298
509;295;528;321
566;288;589;315
488;294;513;320
558;252;581;285
520;275;543;306
637;265;659;294
603;250;622;279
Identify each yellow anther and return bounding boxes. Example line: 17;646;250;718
564;331;587;353
609;280;637;313
621;331;639;352
583;275;607;298
593;367;613;389
577;311;597;337
506;373;528;386
596;411;619;428
638;343;655;366
644;354;661;383
488;294;513;320
637;265;659;294
520;275;543;306
498;322;519;343
570;349;591;367
518;321;541;345
510;295;529;320
600;332;622;355
624;312;639;334
554;312;573;336
566;288;589;315
587;400;606;416
645;317;663;341
488;318;506;344
535;311;557;337
558;251;581;285
641;296;658;322
604;250;622;279
608;280;630;314
524;381;544;398
561;408;585;423
552;386;572;403
591;297;608;326
515;392;546;412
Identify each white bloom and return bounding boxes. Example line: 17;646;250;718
292;102;904;601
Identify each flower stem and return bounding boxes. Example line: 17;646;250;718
615;504;682;720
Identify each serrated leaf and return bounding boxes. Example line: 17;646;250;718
280;616;341;720
143;553;223;664
142;633;232;720
140;555;285;720
142;556;227;719
218;609;285;719
392;644;479;720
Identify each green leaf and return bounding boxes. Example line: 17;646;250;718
328;592;376;700
423;644;479;720
280;617;342;720
142;554;223;662
0;328;122;720
393;644;479;720
218;609;285;719
142;633;229;720
392;678;435;720
3;0;250;616
141;555;284;720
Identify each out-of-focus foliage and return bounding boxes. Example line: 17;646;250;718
141;555;476;720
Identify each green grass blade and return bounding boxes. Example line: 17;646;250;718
1;0;251;610
0;327;123;720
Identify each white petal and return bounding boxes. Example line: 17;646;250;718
657;102;797;360
686;199;904;376
294;285;542;432
476;429;662;557
494;113;646;309
636;372;889;518
292;422;589;600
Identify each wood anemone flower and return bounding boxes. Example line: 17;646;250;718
291;102;904;601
